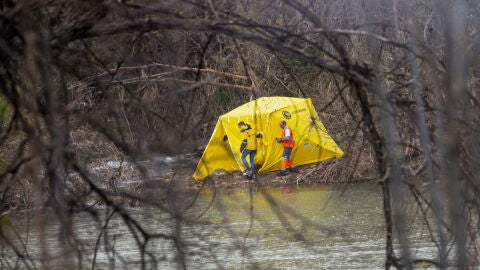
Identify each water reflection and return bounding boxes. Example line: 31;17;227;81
191;183;386;269
3;183;437;269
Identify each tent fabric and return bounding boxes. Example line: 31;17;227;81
193;96;344;180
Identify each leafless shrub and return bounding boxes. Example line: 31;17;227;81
0;0;479;269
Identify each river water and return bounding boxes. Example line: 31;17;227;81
4;182;439;269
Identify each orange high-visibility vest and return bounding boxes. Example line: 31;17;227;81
282;126;295;148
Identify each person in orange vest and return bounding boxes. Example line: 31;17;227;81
276;120;299;176
238;121;262;179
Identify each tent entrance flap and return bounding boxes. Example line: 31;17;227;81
193;120;241;180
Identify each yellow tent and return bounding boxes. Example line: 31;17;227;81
193;96;344;180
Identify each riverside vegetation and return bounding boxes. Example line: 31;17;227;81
0;1;480;269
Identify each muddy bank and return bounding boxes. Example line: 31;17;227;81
1;155;366;211
186;163;375;191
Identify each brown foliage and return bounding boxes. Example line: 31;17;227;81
0;0;480;268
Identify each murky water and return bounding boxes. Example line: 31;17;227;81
3;183;438;269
